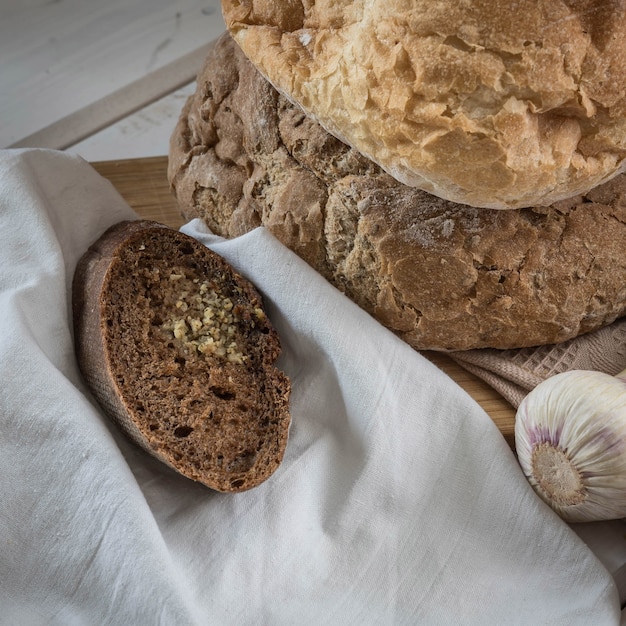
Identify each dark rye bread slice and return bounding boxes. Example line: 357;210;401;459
72;219;291;492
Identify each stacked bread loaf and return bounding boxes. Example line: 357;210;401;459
168;2;626;351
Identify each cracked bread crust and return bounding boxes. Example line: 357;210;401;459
72;219;291;492
220;0;626;210
168;33;626;351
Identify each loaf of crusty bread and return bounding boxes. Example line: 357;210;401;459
221;0;626;210
72;219;291;492
168;33;626;352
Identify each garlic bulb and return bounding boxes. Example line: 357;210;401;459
515;369;626;523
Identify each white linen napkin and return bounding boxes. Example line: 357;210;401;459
0;148;621;625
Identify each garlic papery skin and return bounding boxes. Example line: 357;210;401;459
515;369;626;523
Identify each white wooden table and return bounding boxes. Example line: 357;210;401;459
1;0;225;161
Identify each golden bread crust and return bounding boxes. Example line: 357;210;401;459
221;0;626;209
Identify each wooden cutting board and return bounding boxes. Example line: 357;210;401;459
92;156;517;448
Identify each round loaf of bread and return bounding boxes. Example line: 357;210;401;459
221;0;626;210
73;219;291;492
168;33;626;351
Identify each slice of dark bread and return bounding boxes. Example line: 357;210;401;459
72;219;291;492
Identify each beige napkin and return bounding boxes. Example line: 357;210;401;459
450;320;626;408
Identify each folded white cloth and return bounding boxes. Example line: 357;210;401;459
0;148;621;625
